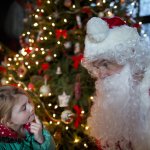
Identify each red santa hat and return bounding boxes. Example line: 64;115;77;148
84;17;140;62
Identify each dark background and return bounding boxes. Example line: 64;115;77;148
0;0;26;52
0;0;15;49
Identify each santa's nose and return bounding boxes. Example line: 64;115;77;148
99;68;110;79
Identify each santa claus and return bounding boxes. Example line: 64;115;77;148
82;17;150;150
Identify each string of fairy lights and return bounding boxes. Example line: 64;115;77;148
1;0;149;147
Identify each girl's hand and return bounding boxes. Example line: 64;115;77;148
30;115;44;144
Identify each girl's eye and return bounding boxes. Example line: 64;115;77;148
22;106;26;111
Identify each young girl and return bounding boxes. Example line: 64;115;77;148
0;85;55;150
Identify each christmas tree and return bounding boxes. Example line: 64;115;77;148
0;0;139;149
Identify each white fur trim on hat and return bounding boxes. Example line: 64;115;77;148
84;17;140;61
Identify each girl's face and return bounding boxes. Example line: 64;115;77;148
11;94;35;125
92;59;123;79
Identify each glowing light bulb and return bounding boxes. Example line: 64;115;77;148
74;138;80;143
35;61;39;65
8;58;12;61
43;27;47;30
114;5;117;9
54;54;57;57
16;54;19;57
57;41;61;44
27;66;31;69
54;105;58;109
19;74;23;78
57;122;60;125
97;2;100;6
48;16;52;20
48;103;52;107
84;143;88;148
42;51;45;54
35;15;38;18
81;111;85;114
37;105;40;108
32;54;35;58
47;0;50;4
24;87;28;90
90;96;94;100
85;126;89;130
34;23;38;27
8;77;12;81
25;62;29;65
64;19;67;23
52;23;55;26
44;37;48;40
40;37;43;40
18;83;21;87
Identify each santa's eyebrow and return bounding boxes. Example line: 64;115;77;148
100;59;107;63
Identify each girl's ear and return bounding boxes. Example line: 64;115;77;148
0;116;7;124
0;116;13;126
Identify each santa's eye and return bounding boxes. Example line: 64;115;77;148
102;62;108;67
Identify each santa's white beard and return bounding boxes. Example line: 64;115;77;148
88;64;149;150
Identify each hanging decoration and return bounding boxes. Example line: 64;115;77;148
64;41;72;49
74;42;80;54
0;66;7;73
28;83;35;91
39;84;50;96
56;66;62;75
45;55;53;62
73;105;82;128
58;92;70;107
76;15;82;29
72;53;83;69
37;0;42;7
55;29;68;39
64;0;72;8
42;63;50;71
37;30;43;42
1;78;7;85
53;130;62;141
17;63;27;78
39;75;50;96
81;6;92;16
61;109;74;124
74;74;81;100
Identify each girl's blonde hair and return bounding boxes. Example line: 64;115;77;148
0;85;27;125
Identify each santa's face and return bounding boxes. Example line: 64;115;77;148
90;59;123;79
87;61;140;143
